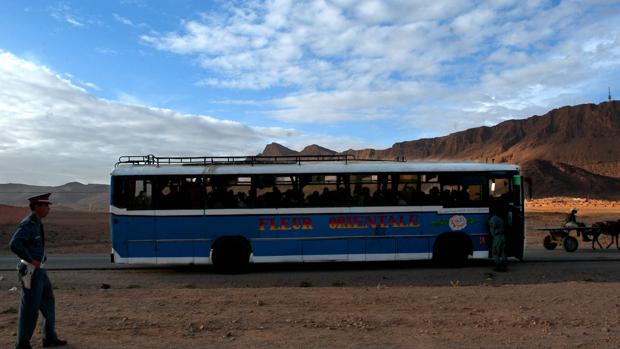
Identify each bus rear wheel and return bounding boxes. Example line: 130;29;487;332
211;237;251;274
433;235;470;268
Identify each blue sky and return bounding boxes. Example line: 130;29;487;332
1;0;620;185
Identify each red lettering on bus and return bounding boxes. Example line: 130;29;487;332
292;217;300;229
280;218;291;230
378;216;386;228
302;218;313;230
366;216;376;228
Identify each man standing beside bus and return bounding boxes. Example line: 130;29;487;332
9;193;67;349
488;207;507;272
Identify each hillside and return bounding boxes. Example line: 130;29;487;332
0;182;109;211
261;101;620;199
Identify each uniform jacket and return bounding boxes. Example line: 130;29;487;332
9;212;46;263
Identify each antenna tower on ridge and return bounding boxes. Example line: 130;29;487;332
609;87;612;102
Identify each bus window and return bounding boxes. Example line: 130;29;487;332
155;176;204;210
301;174;349;207
350;174;406;206
467;184;482;201
252;175;297;208
206;176;250;209
396;174;419;205
421;174;440;204
127;178;153;210
350;174;375;206
112;176;128;209
490;178;510;199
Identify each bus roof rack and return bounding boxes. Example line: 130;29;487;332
115;154;377;167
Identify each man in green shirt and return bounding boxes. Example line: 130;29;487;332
488;208;507;272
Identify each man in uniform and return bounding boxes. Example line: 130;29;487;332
488;207;507;272
565;207;590;242
9;193;67;349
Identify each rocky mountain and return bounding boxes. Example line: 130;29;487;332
300;144;338;156
0;182;109;211
260;101;620;199
260;142;300;156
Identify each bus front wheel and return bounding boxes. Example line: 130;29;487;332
211;237;251;274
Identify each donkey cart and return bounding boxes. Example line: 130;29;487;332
538;227;601;252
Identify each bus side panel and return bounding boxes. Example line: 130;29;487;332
396;237;430;260
365;238;396;261
155;215;208;263
112;214;156;262
302;239;348;261
110;213;128;258
205;214;303;263
425;212;489;258
347;238;365;261
202;211;490;263
468;213;490;257
252;240;303;262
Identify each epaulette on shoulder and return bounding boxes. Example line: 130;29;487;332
19;215;36;226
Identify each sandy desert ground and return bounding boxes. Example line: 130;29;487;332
0;199;619;348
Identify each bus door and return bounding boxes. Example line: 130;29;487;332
506;175;525;260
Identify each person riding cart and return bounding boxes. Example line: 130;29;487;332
564;207;590;242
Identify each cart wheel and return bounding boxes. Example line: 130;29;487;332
543;235;557;250
563;236;578;252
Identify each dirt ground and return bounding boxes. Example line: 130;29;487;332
0;264;619;349
0;199;619;348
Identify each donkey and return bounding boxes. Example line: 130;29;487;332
592;220;620;249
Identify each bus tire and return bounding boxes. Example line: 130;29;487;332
433;233;472;268
211;237;252;274
562;236;578;253
543;235;557;250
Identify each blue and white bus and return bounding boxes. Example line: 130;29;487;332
110;155;525;271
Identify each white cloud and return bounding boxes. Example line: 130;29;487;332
113;13;135;26
0;51;363;185
138;1;620;128
65;16;84;27
49;4;94;28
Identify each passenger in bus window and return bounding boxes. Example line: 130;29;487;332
319;187;331;206
372;188;385;205
361;187;371;206
429;187;440;203
335;187;351;206
134;190;150;209
236;192;248;208
459;185;470;202
306;190;320;206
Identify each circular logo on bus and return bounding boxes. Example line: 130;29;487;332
449;215;467;231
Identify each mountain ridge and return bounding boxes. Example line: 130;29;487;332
260;101;620;199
